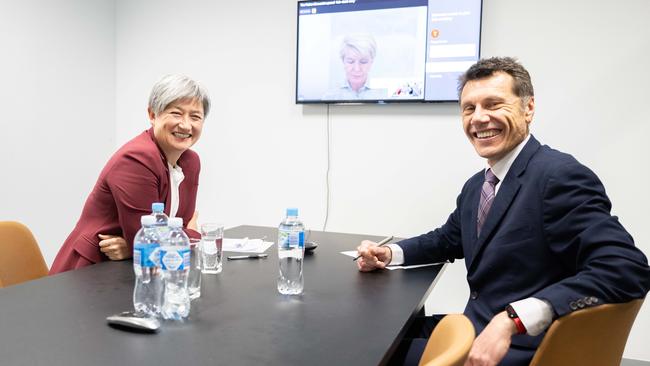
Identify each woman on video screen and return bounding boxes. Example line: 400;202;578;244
323;34;387;100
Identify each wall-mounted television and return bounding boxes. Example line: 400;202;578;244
295;0;482;104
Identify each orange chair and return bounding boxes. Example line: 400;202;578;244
419;314;475;366
0;221;49;288
529;298;644;366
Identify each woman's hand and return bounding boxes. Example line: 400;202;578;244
188;211;199;231
98;234;130;260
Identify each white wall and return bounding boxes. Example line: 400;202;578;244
0;0;115;265
2;0;648;360
115;0;650;359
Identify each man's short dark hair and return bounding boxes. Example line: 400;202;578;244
458;57;534;101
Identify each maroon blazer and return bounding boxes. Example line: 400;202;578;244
50;128;201;274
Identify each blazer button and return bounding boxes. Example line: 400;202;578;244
576;299;585;308
470;291;478;300
585;297;592;306
569;301;578;310
590;296;599;304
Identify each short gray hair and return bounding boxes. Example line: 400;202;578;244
339;34;377;60
148;74;211;117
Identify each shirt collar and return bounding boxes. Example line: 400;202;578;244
487;134;531;182
341;81;370;93
168;162;184;178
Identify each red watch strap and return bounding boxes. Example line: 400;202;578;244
511;316;526;335
506;305;527;335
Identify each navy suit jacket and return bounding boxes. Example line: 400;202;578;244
398;136;650;362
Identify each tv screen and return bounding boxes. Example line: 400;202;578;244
295;0;483;104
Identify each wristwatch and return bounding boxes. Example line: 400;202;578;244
505;304;527;335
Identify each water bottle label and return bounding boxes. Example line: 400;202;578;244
279;230;304;249
296;231;304;248
183;248;190;269
134;242;160;267
160;248;190;271
279;231;289;249
134;248;140;266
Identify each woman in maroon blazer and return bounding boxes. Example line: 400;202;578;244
50;75;210;274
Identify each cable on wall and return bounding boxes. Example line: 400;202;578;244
322;104;332;231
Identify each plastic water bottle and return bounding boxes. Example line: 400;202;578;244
277;208;305;295
151;202;168;225
151;202;169;237
133;215;164;316
160;217;191;320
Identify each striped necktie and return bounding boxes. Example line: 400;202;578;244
477;168;499;236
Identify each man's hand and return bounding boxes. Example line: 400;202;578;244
464;311;517;366
98;234;130;261
356;240;392;272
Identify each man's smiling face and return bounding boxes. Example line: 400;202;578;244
460;72;535;166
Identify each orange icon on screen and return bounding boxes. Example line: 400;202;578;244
431;29;440;38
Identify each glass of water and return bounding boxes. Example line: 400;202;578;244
200;223;223;274
188;238;202;299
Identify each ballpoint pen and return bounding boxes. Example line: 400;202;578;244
352;235;394;261
227;254;269;260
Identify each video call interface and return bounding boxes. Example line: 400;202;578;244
296;0;482;103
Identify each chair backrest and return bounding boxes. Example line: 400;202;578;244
529;298;644;366
0;221;49;288
419;314;475;366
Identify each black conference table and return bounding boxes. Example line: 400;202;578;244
0;225;444;366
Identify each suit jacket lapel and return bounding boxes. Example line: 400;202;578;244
468;178;481;245
463;176;482;267
469;179;521;268
467;135;542;271
147;128;172;215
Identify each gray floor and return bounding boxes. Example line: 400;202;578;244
622;359;650;366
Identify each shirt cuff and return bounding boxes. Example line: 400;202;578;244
510;297;554;336
387;244;404;265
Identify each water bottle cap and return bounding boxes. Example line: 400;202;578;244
151;202;164;213
169;217;183;228
141;215;156;225
286;208;299;217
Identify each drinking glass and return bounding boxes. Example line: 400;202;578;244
200;223;223;274
188;238;202;299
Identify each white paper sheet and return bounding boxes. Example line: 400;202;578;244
340;251;444;270
224;237;274;253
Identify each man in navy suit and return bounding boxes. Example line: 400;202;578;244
356;57;650;366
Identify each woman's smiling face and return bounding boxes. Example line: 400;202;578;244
149;97;205;164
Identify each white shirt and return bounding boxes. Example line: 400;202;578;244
168;163;185;218
387;134;553;336
322;81;388;100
